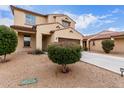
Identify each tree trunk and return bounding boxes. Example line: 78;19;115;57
62;64;67;73
3;54;6;62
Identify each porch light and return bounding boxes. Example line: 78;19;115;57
111;38;114;40
65;18;68;20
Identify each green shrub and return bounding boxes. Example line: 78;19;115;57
48;42;81;73
28;49;44;55
0;25;18;62
84;47;88;51
34;49;44;54
101;39;115;53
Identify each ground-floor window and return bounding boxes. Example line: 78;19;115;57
24;35;31;47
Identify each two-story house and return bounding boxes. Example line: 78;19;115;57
10;5;83;52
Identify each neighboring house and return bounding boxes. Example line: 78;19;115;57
83;30;124;53
10;6;83;52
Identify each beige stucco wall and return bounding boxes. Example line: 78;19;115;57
113;38;124;53
36;23;64;50
37;23;64;35
47;15;56;23
13;9;47;27
90;38;124;53
54;28;82;40
90;40;103;52
16;32;36;52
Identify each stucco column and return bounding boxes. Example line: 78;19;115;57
80;39;83;47
87;40;90;51
15;31;19;52
36;32;42;50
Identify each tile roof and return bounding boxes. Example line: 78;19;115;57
83;35;96;40
84;30;124;41
10;25;36;32
111;32;124;37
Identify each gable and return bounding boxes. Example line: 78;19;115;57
53;27;83;40
48;14;76;23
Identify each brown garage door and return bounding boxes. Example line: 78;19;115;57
58;38;80;44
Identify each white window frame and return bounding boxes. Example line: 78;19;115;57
25;14;36;25
24;35;31;47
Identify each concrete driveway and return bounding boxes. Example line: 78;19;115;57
80;52;124;74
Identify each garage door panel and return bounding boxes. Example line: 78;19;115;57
58;38;80;44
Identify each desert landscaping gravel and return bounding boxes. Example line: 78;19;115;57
0;52;124;88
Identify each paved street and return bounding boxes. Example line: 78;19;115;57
80;52;124;74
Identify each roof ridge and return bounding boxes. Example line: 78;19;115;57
98;30;116;34
10;5;47;17
35;22;64;27
89;31;124;40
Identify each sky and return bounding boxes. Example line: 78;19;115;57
0;5;124;35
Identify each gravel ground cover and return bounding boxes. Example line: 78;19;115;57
0;52;124;88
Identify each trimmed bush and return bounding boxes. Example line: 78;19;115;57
0;25;18;62
101;39;115;53
48;42;81;73
28;49;44;55
84;47;88;51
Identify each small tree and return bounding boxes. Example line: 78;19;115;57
0;25;18;62
48;42;81;73
101;39;115;53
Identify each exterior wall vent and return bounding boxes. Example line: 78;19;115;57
65;18;68;20
56;26;60;29
70;30;73;33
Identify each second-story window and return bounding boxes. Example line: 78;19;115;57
25;14;36;25
62;20;70;27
